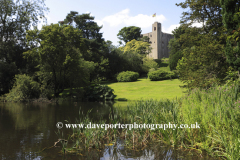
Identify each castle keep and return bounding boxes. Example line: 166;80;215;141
142;22;174;59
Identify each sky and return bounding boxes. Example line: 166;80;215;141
39;0;188;46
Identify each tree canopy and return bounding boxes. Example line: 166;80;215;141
0;0;48;94
221;0;240;74
174;0;229;89
24;24;93;97
60;11;109;82
117;26;142;45
122;39;151;55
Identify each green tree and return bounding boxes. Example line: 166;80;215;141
0;0;48;94
60;11;109;81
117;26;142;45
168;25;188;70
139;36;150;43
174;0;229;89
176;33;228;90
6;74;41;101
122;39;151;55
176;0;223;34
24;24;92;97
221;0;240;76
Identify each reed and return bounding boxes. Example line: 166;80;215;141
59;81;240;159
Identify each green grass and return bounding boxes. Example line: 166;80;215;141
105;78;186;101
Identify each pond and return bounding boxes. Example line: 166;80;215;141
0;101;218;160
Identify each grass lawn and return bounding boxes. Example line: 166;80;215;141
106;78;186;101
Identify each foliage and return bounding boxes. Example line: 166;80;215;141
178;82;240;159
168;25;187;71
176;33;228;90
174;1;229;90
24;24;91;97
0;62;18;95
122;39;151;55
224;66;240;85
121;51;144;74
84;84;116;101
117;71;139;82
6;74;40;101
117;26;142;45
142;57;159;73
139;36;150;43
168;37;182;71
105;47;127;80
68;82;240;158
61;11;109;81
176;0;223;34
221;0;240;73
0;0;48;94
148;70;177;81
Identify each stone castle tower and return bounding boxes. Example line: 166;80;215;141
142;22;174;59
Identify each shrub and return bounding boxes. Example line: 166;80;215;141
84;84;116;101
6;74;41;101
117;71;139;82
148;70;178;81
142;57;159;73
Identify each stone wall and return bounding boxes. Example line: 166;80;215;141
141;22;174;59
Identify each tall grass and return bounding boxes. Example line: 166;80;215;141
61;81;240;159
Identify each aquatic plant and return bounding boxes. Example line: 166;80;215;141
59;81;240;159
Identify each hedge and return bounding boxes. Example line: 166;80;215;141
117;71;139;82
148;70;178;81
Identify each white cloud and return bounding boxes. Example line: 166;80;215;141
191;21;204;28
96;9;166;29
162;24;180;34
162;21;206;35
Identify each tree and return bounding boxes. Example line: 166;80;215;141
221;0;240;76
176;33;228;90
168;25;188;70
174;0;229;89
0;0;48;94
122;39;151;55
176;0;223;34
139;36;150;43
117;26;142;45
60;11;109;81
24;24;92;97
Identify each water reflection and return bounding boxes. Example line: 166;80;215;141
0;101;218;160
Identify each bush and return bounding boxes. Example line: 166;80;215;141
117;71;139;82
84;84;116;101
142;57;159;73
6;74;41;101
148;70;178;81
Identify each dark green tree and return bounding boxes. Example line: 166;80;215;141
24;24;92;97
175;0;229;89
176;0;223;34
168;24;188;70
117;26;142;45
221;0;240;76
0;0;48;94
61;11;109;81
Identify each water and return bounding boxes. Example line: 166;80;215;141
0;101;219;160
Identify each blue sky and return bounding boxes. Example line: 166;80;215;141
40;0;192;46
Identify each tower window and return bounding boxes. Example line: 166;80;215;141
154;27;156;31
